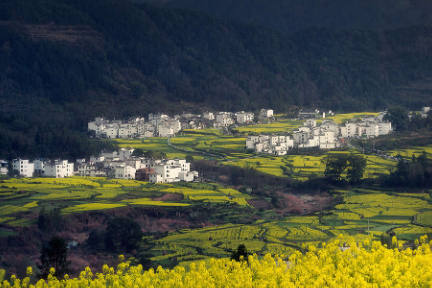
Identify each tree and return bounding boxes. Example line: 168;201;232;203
324;154;366;183
383;107;408;131
231;244;249;262
185;155;194;163
324;155;348;182
131;148;145;157
37;236;70;279
138;251;154;271
38;207;63;232
346;154;367;183
144;151;167;160
86;230;105;251
105;217;143;253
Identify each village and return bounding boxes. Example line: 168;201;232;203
247;111;393;155
87;109;273;138
7;148;198;183
4;107;431;179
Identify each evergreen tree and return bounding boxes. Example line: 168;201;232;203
37;236;70;279
105;217;143;253
231;244;249;262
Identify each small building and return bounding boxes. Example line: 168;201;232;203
365;124;379;138
215;112;235;127
260;109;274;118
378;122;392;135
203;111;215;120
115;165;136;180
44;160;74;178
119;148;135;161
33;159;45;175
77;163;97;177
149;159;196;183
341;123;358;138
236;111;254;124
0;160;8;175
299;109;318;119
13;159;34;178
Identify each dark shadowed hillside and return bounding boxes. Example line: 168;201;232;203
165;0;432;34
1;0;432;159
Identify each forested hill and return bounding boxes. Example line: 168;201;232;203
1;0;432;159
164;0;432;34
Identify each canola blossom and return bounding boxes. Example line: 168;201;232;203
3;236;432;287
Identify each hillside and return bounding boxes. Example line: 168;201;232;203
1;0;432;158
164;0;432;34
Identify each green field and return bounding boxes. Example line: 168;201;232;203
137;185;432;267
233;119;302;134
224;150;396;180
113;113;388;162
114;130;250;160
416;211;432;226
115;138;197;159
388;145;432;159
0;177;249;228
4;111;432;268
324;112;380;124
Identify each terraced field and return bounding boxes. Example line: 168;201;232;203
388;145;432;159
416;211;432;226
233;119;302;134
148;186;432;266
115;138;196;159
150;221;330;263
225;151;396;180
0;177;249;227
324;112;380;124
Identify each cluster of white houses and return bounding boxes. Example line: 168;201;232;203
12;159;74;178
88;109;273;139
77;148;198;183
10;148;198;183
247;113;393;155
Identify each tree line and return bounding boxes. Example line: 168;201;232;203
2;0;432;158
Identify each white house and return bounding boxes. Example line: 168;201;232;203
378;122;392;135
33;159;45;175
203;111;215;120
298;135;320;148
77;163;97;177
365;124;379;138
236;111;254;124
103;124;119;139
260;109;273;118
149;159;196;183
158;125;175;137
115;165;136;180
101;150;118;158
319;131;336;149
13;159;34;177
215;112;235;127
44;160;74;178
119;148;135;161
321;120;339;133
179;171;195;181
118;124;133;138
0;160;8;175
341;123;358;138
90;156;105;163
303;119;317;127
293;131;309;145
